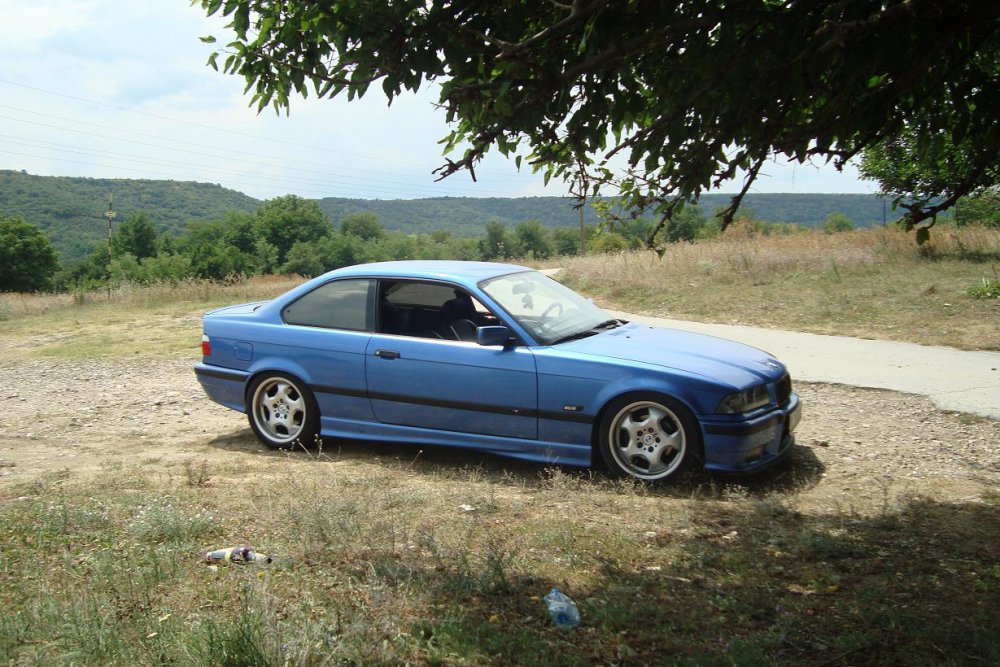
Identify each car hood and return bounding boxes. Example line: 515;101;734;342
556;323;786;388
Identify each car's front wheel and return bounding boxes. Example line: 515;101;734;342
247;373;319;450
598;393;699;482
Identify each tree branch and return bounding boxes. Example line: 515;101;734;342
718;155;767;231
497;0;612;60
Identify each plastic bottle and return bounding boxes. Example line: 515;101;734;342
544;588;580;629
205;546;273;564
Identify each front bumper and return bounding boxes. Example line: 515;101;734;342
700;392;801;474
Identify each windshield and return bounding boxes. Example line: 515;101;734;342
479;270;613;345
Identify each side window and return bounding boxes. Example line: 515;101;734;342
283;279;374;331
377;280;496;340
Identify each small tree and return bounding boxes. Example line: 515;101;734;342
659;206;707;243
822;212;855;234
478;220;513;260
0;215;59;291
551;228;582;256
514;219;551;259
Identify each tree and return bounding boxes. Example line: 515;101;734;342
201;0;1000;242
255;195;332;265
478;220;515;260
514;219;551;259
282;241;325;277
955;189;1000;227
0;215;59;291
340;211;385;240
111;212;157;260
551;227;583;256
860;116;1000;241
658;206;706;244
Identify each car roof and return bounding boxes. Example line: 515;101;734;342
327;260;531;286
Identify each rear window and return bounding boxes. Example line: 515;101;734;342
282;279;374;331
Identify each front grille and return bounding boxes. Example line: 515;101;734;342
775;373;792;405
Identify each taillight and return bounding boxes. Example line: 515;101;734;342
201;334;211;357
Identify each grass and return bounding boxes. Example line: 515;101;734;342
1;457;997;665
1;227;997;357
0;276;300;359
1;235;998;663
560;224;1000;350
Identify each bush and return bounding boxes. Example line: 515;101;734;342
591;232;629;253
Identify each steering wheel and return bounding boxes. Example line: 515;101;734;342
540;302;563;320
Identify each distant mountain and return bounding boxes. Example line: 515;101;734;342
317;193;890;235
1;170;889;263
315;196;598;236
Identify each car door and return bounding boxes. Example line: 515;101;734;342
364;280;538;440
279;277;376;422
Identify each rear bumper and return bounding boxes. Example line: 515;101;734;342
700;393;801;474
194;363;249;413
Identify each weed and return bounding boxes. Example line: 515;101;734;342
127;498;216;543
184;459;212;487
967;276;1000;299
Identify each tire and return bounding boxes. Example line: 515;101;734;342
598;392;700;482
246;373;319;450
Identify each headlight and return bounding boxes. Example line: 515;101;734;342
718;384;770;414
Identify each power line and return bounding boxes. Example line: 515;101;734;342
0;78;538;180
0;126;527;198
0;147;515;201
0;137;519;199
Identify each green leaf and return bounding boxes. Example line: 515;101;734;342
916;227;930;245
206;52;219;71
199;35;217;44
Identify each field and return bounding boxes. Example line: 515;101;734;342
560;224;1000;350
1;228;999;665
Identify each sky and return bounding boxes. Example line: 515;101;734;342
0;0;879;202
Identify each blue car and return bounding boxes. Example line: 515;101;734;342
195;261;800;482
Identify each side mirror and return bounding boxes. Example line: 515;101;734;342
476;325;511;347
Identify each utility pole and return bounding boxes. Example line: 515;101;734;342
104;194;116;297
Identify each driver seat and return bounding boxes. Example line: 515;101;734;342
440;294;478;341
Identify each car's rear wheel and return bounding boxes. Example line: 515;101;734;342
247;373;319;450
598;393;699;482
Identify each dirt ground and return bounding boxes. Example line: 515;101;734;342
1;353;996;513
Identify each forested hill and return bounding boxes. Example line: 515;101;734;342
1;170;888;262
316;196;597;236
0;171;258;262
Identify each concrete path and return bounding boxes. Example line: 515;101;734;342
609;310;1000;420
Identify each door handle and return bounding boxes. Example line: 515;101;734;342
374;349;401;360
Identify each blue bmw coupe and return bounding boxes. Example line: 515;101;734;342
195;261;800;482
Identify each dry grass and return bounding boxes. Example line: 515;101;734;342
0;274;301;321
0;275;303;359
560;224;1000;350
